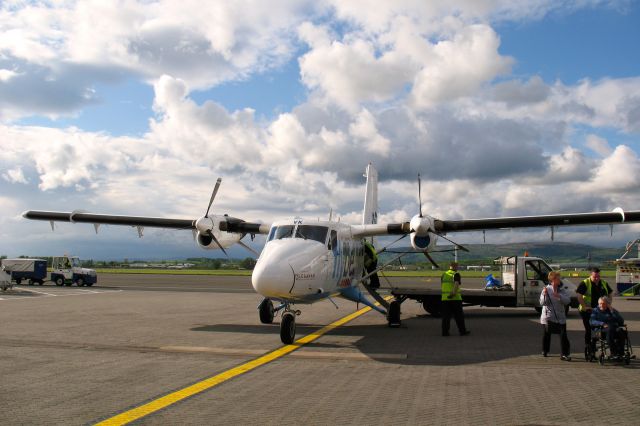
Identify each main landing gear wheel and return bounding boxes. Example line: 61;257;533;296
280;312;296;344
422;299;441;317
258;298;275;324
388;300;401;328
55;277;64;286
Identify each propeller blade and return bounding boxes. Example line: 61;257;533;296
423;251;439;268
237;240;259;257
418;173;423;218
435;232;470;252
204;178;222;218
207;229;228;256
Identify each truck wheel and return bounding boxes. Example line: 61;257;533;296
55;277;64;286
76;278;84;287
86;283;94;287
38;280;44;286
15;278;22;285
422;299;442;318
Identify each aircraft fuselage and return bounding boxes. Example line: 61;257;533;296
251;219;366;304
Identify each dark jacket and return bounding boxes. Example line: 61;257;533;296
590;306;624;328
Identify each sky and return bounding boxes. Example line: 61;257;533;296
1;0;640;260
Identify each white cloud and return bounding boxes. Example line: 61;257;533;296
0;69;18;82
0;1;315;120
2;166;28;184
587;145;640;194
1;0;640;259
585;134;612;157
299;25;414;111
410;24;513;108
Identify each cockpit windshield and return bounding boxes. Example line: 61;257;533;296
295;225;328;244
267;224;328;244
268;225;294;241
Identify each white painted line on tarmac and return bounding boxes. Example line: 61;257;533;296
121;286;252;291
0;288;123;301
20;288;57;296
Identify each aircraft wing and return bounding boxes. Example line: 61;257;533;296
23;210;196;229
352;209;640;238
434;210;640;233
22;210;271;234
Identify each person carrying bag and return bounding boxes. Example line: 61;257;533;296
539;271;572;361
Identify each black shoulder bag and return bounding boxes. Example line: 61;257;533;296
545;290;562;334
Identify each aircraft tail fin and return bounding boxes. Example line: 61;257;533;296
362;163;378;227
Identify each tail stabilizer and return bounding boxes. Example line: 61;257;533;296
338;286;386;314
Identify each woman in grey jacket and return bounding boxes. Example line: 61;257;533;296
539;271;572;360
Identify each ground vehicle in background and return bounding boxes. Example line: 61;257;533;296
1;258;48;285
50;255;98;287
390;256;579;316
615;239;640;296
1;267;12;291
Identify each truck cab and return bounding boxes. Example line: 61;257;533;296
497;256;579;311
51;256;98;287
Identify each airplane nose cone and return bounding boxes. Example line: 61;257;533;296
252;259;294;298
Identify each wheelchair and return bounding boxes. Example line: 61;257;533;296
585;324;635;365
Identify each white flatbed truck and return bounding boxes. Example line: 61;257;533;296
389;256;579;317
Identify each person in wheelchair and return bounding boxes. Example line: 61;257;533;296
590;296;626;359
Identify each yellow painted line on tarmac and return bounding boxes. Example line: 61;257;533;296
96;296;392;426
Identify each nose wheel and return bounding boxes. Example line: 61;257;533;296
280;306;301;344
258;298;275;324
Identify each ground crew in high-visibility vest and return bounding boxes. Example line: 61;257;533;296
441;262;470;336
363;240;380;289
577;266;612;352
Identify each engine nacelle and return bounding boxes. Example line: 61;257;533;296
195;215;242;250
409;214;438;252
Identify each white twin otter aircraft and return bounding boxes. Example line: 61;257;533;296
24;164;640;344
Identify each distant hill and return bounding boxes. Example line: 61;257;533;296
379;242;628;266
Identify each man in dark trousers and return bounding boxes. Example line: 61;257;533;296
577;267;612;353
441;262;470;336
363;240;380;289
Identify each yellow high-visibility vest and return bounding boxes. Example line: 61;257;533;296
441;269;462;301
579;278;610;312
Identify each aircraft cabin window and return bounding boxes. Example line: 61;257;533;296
295;225;328;244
